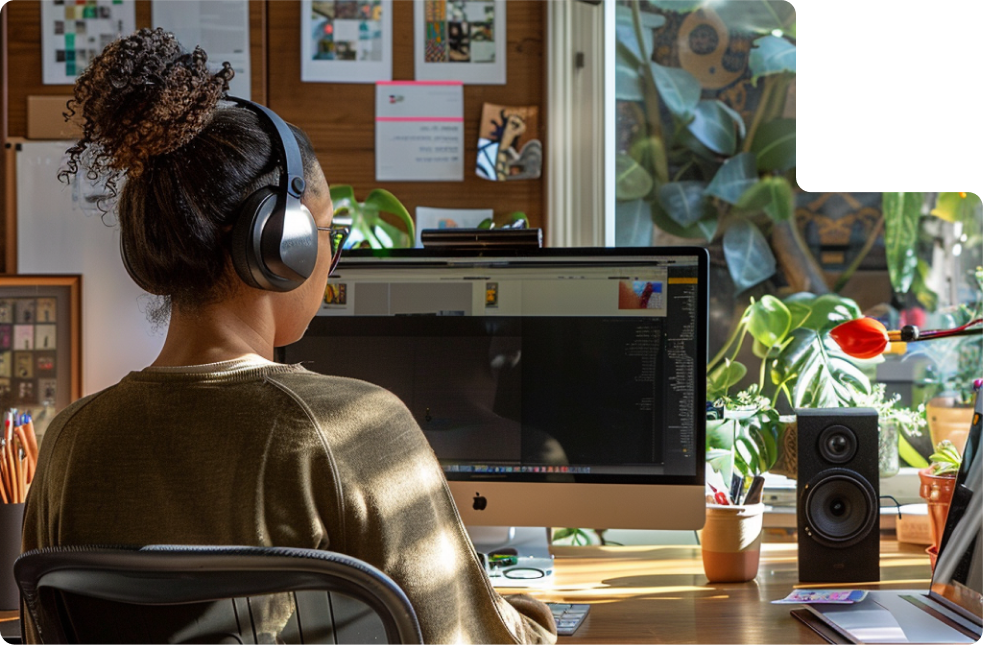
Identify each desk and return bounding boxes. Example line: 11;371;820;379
0;538;932;643
513;537;933;643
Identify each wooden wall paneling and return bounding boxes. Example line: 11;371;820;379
6;0;267;136
2;0;269;268
267;0;548;235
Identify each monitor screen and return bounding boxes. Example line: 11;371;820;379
278;247;708;531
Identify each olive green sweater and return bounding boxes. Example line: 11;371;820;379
21;359;556;644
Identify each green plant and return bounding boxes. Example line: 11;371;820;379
615;1;820;293
854;382;927;471
928;439;963;476
705;292;873;484
329;185;415;249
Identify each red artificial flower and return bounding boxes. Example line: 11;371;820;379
830;317;890;359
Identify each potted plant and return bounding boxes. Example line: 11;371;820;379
329;185;415;249
853;383;927;478
706;291;874;484
918;439;962;570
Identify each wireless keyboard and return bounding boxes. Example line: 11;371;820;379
546;602;589;636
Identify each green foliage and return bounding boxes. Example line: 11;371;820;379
882;192;923;296
707;292;871;409
615;1;797;294
330;186;414;249
929;440;963;476
707;291;871;480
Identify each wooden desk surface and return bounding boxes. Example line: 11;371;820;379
0;537;932;643
509;537;934;643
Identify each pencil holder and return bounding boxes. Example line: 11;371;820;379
0;502;24;611
700;503;764;583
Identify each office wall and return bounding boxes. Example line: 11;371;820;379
1;0;549;271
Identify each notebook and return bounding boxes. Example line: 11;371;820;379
793;390;983;644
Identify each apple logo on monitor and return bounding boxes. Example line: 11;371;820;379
473;492;487;511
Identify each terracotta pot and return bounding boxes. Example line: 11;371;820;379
701;503;764;583
918;468;956;571
926;399;973;454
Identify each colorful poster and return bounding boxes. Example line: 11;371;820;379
414;0;506;84
301;0;393;83
476;103;542;181
152;0;252;99
41;0;136;85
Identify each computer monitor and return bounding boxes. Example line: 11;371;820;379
279;247;708;536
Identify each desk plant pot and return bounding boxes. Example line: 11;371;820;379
918;439;963;567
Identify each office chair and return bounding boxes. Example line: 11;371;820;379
14;545;423;644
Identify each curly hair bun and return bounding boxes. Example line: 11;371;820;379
70;27;234;178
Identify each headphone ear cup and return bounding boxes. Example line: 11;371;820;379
230;187;277;290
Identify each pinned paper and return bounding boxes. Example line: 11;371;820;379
476;103;542;181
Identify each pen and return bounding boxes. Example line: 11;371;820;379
743;475;766;505
729;473;743;505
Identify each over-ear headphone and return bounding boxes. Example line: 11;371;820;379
121;97;318;293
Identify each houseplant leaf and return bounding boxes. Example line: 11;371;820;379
882;191;923;295
737;176;794;222
687;100;738;155
751;118;796;173
790;293;862;332
775;328;872;408
722;219;777;291
748;35;796;84
930;191;982;225
364;189;415;245
650;200;717;241
650;61;701;122
747;295;792;348
708;359;747;399
706;153;758;204
715;1;796;34
616;59;645;101
615;199;654;247
658;181;707;227
616;153;654;201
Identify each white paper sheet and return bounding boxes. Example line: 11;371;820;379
414;0;506;84
300;0;393;83
41;0;136;85
152;0;252;99
415;207;493;247
376;81;464;182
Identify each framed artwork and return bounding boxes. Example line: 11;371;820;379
414;0;507;84
0;276;81;436
301;0;393;83
40;0;136;85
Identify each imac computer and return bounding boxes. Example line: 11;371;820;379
278;247;708;573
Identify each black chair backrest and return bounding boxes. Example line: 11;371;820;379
15;545;423;644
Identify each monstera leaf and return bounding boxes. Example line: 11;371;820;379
330;186;414;249
773;328;872;408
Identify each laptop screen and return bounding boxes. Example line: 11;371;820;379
930;388;983;624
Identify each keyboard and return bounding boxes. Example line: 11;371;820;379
547;602;589;636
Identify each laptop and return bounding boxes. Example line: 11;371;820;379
792;390;983;643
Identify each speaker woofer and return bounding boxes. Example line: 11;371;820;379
802;468;878;548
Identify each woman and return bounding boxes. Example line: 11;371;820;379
21;28;556;645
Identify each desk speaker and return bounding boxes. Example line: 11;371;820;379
796;408;880;583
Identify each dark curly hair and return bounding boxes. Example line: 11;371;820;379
60;28;323;312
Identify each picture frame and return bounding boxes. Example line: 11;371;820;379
0;275;81;435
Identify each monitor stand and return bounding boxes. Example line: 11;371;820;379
466;526;555;588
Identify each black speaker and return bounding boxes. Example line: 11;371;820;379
796;407;880;583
